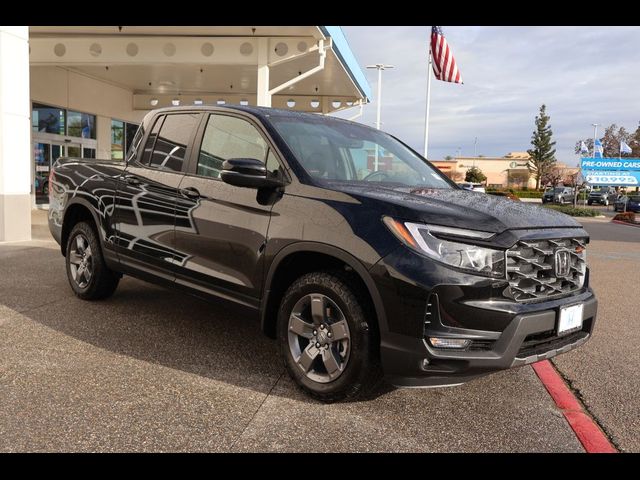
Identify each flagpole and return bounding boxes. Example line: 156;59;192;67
423;49;433;158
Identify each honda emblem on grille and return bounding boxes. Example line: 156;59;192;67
554;248;571;277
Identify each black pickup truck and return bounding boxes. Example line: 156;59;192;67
49;106;597;402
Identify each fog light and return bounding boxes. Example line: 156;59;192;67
429;337;470;349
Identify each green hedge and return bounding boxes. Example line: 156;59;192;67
485;188;543;198
512;191;543;198
543;205;600;217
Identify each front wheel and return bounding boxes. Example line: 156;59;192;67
66;221;120;300
278;271;382;402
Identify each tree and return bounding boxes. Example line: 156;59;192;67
465;166;486;183
508;170;531;188
527;105;557;190
443;169;463;182
574;123;639;157
541;166;565;187
444;155;453;160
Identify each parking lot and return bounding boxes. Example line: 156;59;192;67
0;211;637;452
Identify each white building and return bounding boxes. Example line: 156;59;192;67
0;26;371;241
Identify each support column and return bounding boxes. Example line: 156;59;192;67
256;38;271;107
0;26;31;241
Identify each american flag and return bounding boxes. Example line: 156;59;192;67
430;26;463;84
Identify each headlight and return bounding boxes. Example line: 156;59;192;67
382;217;505;278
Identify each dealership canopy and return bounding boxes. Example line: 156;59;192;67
29;26;371;113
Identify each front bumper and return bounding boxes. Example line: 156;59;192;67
381;292;596;387
370;236;597;388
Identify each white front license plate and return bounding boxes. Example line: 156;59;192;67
558;303;584;334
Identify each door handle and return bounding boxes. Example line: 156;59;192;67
180;187;201;199
124;175;140;185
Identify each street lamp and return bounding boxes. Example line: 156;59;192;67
366;64;394;130
366;64;394;171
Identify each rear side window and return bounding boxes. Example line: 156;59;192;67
125;124;145;163
148;113;199;172
197;114;270;179
140;116;164;165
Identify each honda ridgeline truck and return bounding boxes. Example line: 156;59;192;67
48;106;597;402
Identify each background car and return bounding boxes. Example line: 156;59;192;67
588;186;618;206
457;182;486;193
542;186;574;204
614;195;640;213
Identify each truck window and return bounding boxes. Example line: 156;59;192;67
197;114;269;179
148;113;199;172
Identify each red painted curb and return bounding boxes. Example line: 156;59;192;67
532;360;617;453
611;219;640;228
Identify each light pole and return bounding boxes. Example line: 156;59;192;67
591;123;599;157
473;137;478;168
367;64;394;171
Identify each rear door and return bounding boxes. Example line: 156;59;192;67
113;112;201;279
173;112;283;307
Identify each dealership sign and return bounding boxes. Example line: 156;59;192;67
581;157;640;186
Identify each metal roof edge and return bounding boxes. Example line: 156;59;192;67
319;26;371;102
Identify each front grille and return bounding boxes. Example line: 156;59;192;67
506;238;587;302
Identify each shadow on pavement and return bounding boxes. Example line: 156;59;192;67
12;244;393;403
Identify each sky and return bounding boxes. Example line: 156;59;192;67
335;26;640;166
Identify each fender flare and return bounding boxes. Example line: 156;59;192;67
260;241;388;334
62;196;108;252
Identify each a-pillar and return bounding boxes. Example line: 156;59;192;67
0;26;31;242
256;38;271;107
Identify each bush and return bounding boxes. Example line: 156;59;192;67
512;190;543;198
543;205;600;217
613;212;636;223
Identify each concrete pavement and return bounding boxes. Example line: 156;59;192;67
552;217;640;453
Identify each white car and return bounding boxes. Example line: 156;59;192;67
458;182;486;193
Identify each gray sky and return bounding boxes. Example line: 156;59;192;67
335;26;640;165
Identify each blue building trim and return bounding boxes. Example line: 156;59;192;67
319;26;372;101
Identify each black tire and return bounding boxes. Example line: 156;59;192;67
277;271;382;403
65;221;120;300
587;200;593;206
603;199;609;206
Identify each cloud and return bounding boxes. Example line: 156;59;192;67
336;26;640;165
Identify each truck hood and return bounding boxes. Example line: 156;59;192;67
325;183;581;234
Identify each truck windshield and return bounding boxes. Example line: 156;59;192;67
270;115;452;189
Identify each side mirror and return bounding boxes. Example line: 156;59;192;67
220;158;285;189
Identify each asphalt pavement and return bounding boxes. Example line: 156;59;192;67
0;210;636;452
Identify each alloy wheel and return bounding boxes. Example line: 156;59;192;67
287;293;351;383
68;233;93;289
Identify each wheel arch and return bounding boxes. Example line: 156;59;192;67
60;198;103;257
260;242;388;339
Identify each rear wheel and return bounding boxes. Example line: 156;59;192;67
587;200;593;206
278;271;382;402
66;221;119;300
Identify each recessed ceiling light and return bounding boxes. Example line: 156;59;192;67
150;98;159;106
194;99;203;105
171;99;180;106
